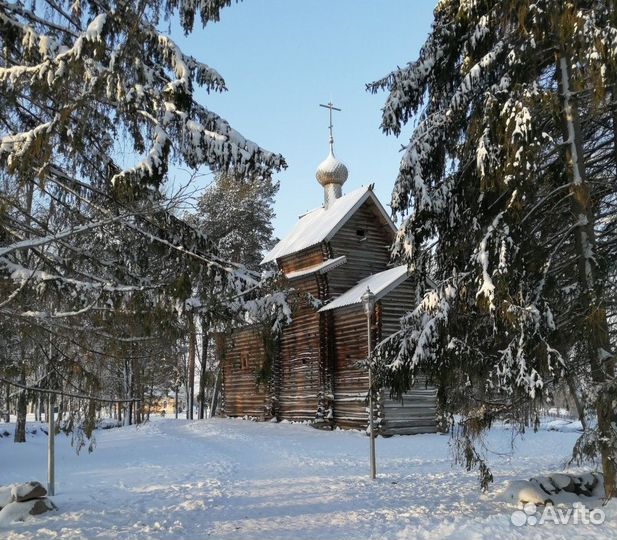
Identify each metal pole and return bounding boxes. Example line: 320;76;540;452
367;306;376;480
47;393;55;496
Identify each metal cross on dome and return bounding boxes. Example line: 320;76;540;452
319;101;341;151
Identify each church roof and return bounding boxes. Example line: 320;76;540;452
261;186;396;264
318;265;409;312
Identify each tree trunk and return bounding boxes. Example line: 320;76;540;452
148;385;154;420
565;373;587;430
198;315;210;419
123;359;133;426
133;359;142;424
14;364;27;443
558;50;616;498
210;368;221;419
174;387;179;419
39;394;45;421
34;394;39;422
4;384;10;423
187;315;196;420
57;396;64;424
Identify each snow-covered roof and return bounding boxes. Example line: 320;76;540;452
261;186;396;264
285;256;347;280
318;265;410;312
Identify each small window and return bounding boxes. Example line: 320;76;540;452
356;228;366;237
241;355;250;370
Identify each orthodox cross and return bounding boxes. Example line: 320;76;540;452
319;101;341;151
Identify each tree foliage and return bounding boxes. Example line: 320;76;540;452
191;172;279;270
0;0;285;440
370;0;617;495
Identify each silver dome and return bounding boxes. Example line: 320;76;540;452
316;149;348;187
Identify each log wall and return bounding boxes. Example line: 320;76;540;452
327;201;393;298
218;327;272;419
379;279;438;435
277;275;322;421
330;304;379;429
279;245;325;274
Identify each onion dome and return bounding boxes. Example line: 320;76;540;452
316;148;348;187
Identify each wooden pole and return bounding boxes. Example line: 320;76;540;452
47;393;55;496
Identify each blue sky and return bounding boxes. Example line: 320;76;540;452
171;1;436;238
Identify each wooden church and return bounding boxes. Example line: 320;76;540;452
217;107;437;435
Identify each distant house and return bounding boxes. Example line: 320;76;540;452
217;127;437;435
144;390;183;417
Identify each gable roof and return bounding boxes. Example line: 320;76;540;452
318;265;409;312
261;186;396;264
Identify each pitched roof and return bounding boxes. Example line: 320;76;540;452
318;265;409;312
285;256;347;280
261;186;396;264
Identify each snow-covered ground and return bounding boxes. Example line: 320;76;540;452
0;417;615;539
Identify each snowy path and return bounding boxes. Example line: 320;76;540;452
1;418;615;539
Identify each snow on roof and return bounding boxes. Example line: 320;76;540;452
262;186;396;264
318;265;410;312
285;256;347;280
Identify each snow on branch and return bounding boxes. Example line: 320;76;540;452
0;213;135;258
0;256;160;293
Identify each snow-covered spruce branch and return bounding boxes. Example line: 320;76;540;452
0;275;31;308
375;279;458;374
1;2;285;182
390;42;507;219
0;211;139;257
0;1;77;36
0;256;162;293
39;167;260;285
0;292;101;319
36;319;160;343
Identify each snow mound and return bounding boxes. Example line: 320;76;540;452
543;419;584;432
0;498;56;526
501;472;604;506
0;481;56;526
11;481;47;502
0;486;11;508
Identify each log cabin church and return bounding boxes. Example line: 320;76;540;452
217;106;438;436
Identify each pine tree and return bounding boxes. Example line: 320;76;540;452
187;171;280;416
370;0;617;495
192;172;279;270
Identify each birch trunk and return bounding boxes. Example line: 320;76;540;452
198;315;210;419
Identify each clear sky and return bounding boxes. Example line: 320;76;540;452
170;1;436;239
